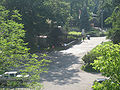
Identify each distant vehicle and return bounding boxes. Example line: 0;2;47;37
0;71;29;78
0;71;29;85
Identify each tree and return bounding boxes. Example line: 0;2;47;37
3;0;71;51
91;1;120;89
79;7;91;31
105;5;120;44
69;0;92;31
95;0;120;43
0;6;50;88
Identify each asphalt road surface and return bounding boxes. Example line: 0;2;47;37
40;37;109;90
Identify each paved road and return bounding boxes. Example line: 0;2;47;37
40;37;108;90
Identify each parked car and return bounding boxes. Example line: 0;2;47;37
0;71;29;85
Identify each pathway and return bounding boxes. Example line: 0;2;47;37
40;37;108;90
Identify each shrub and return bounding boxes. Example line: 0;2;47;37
82;49;100;72
87;28;106;37
107;28;120;44
82;41;112;72
68;31;81;36
91;42;120;90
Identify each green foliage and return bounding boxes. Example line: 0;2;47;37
2;0;99;50
48;28;65;47
92;79;120;90
68;31;81;36
92;0;113;28
0;6;50;88
82;51;98;64
3;0;71;51
92;82;104;90
67;36;77;41
112;0;120;7
87;28;106;37
79;7;91;31
70;0;95;30
91;42;120;90
65;31;82;44
82;41;112;72
6;80;27;87
82;46;101;72
105;6;120;44
107;28;120;44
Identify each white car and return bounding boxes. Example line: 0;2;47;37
0;71;29;83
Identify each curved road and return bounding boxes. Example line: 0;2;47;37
40;37;108;90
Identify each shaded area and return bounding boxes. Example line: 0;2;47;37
40;51;83;85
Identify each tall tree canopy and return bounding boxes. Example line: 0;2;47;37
92;0;120;89
0;5;50;88
3;0;71;50
2;0;111;50
104;0;120;44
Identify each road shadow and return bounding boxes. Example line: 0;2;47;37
40;51;83;85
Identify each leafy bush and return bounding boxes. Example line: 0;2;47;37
62;31;82;44
82;41;112;72
107;28;120;44
92;82;104;90
91;42;120;90
82;48;100;72
68;31;81;36
87;28;106;37
67;35;77;41
92;79;120;90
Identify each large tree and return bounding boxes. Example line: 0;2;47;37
69;0;92;31
104;0;120;44
0;6;50;88
3;0;71;51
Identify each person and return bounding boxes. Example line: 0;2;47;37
81;29;86;41
82;35;86;41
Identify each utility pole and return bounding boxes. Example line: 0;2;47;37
101;10;103;29
101;0;104;30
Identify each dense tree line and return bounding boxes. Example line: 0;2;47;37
1;0;117;51
105;0;120;44
0;0;120;89
0;0;71;51
82;0;120;89
0;0;98;51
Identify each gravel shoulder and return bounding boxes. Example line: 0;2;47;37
40;37;109;90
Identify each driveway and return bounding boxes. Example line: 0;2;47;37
40;37;108;90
